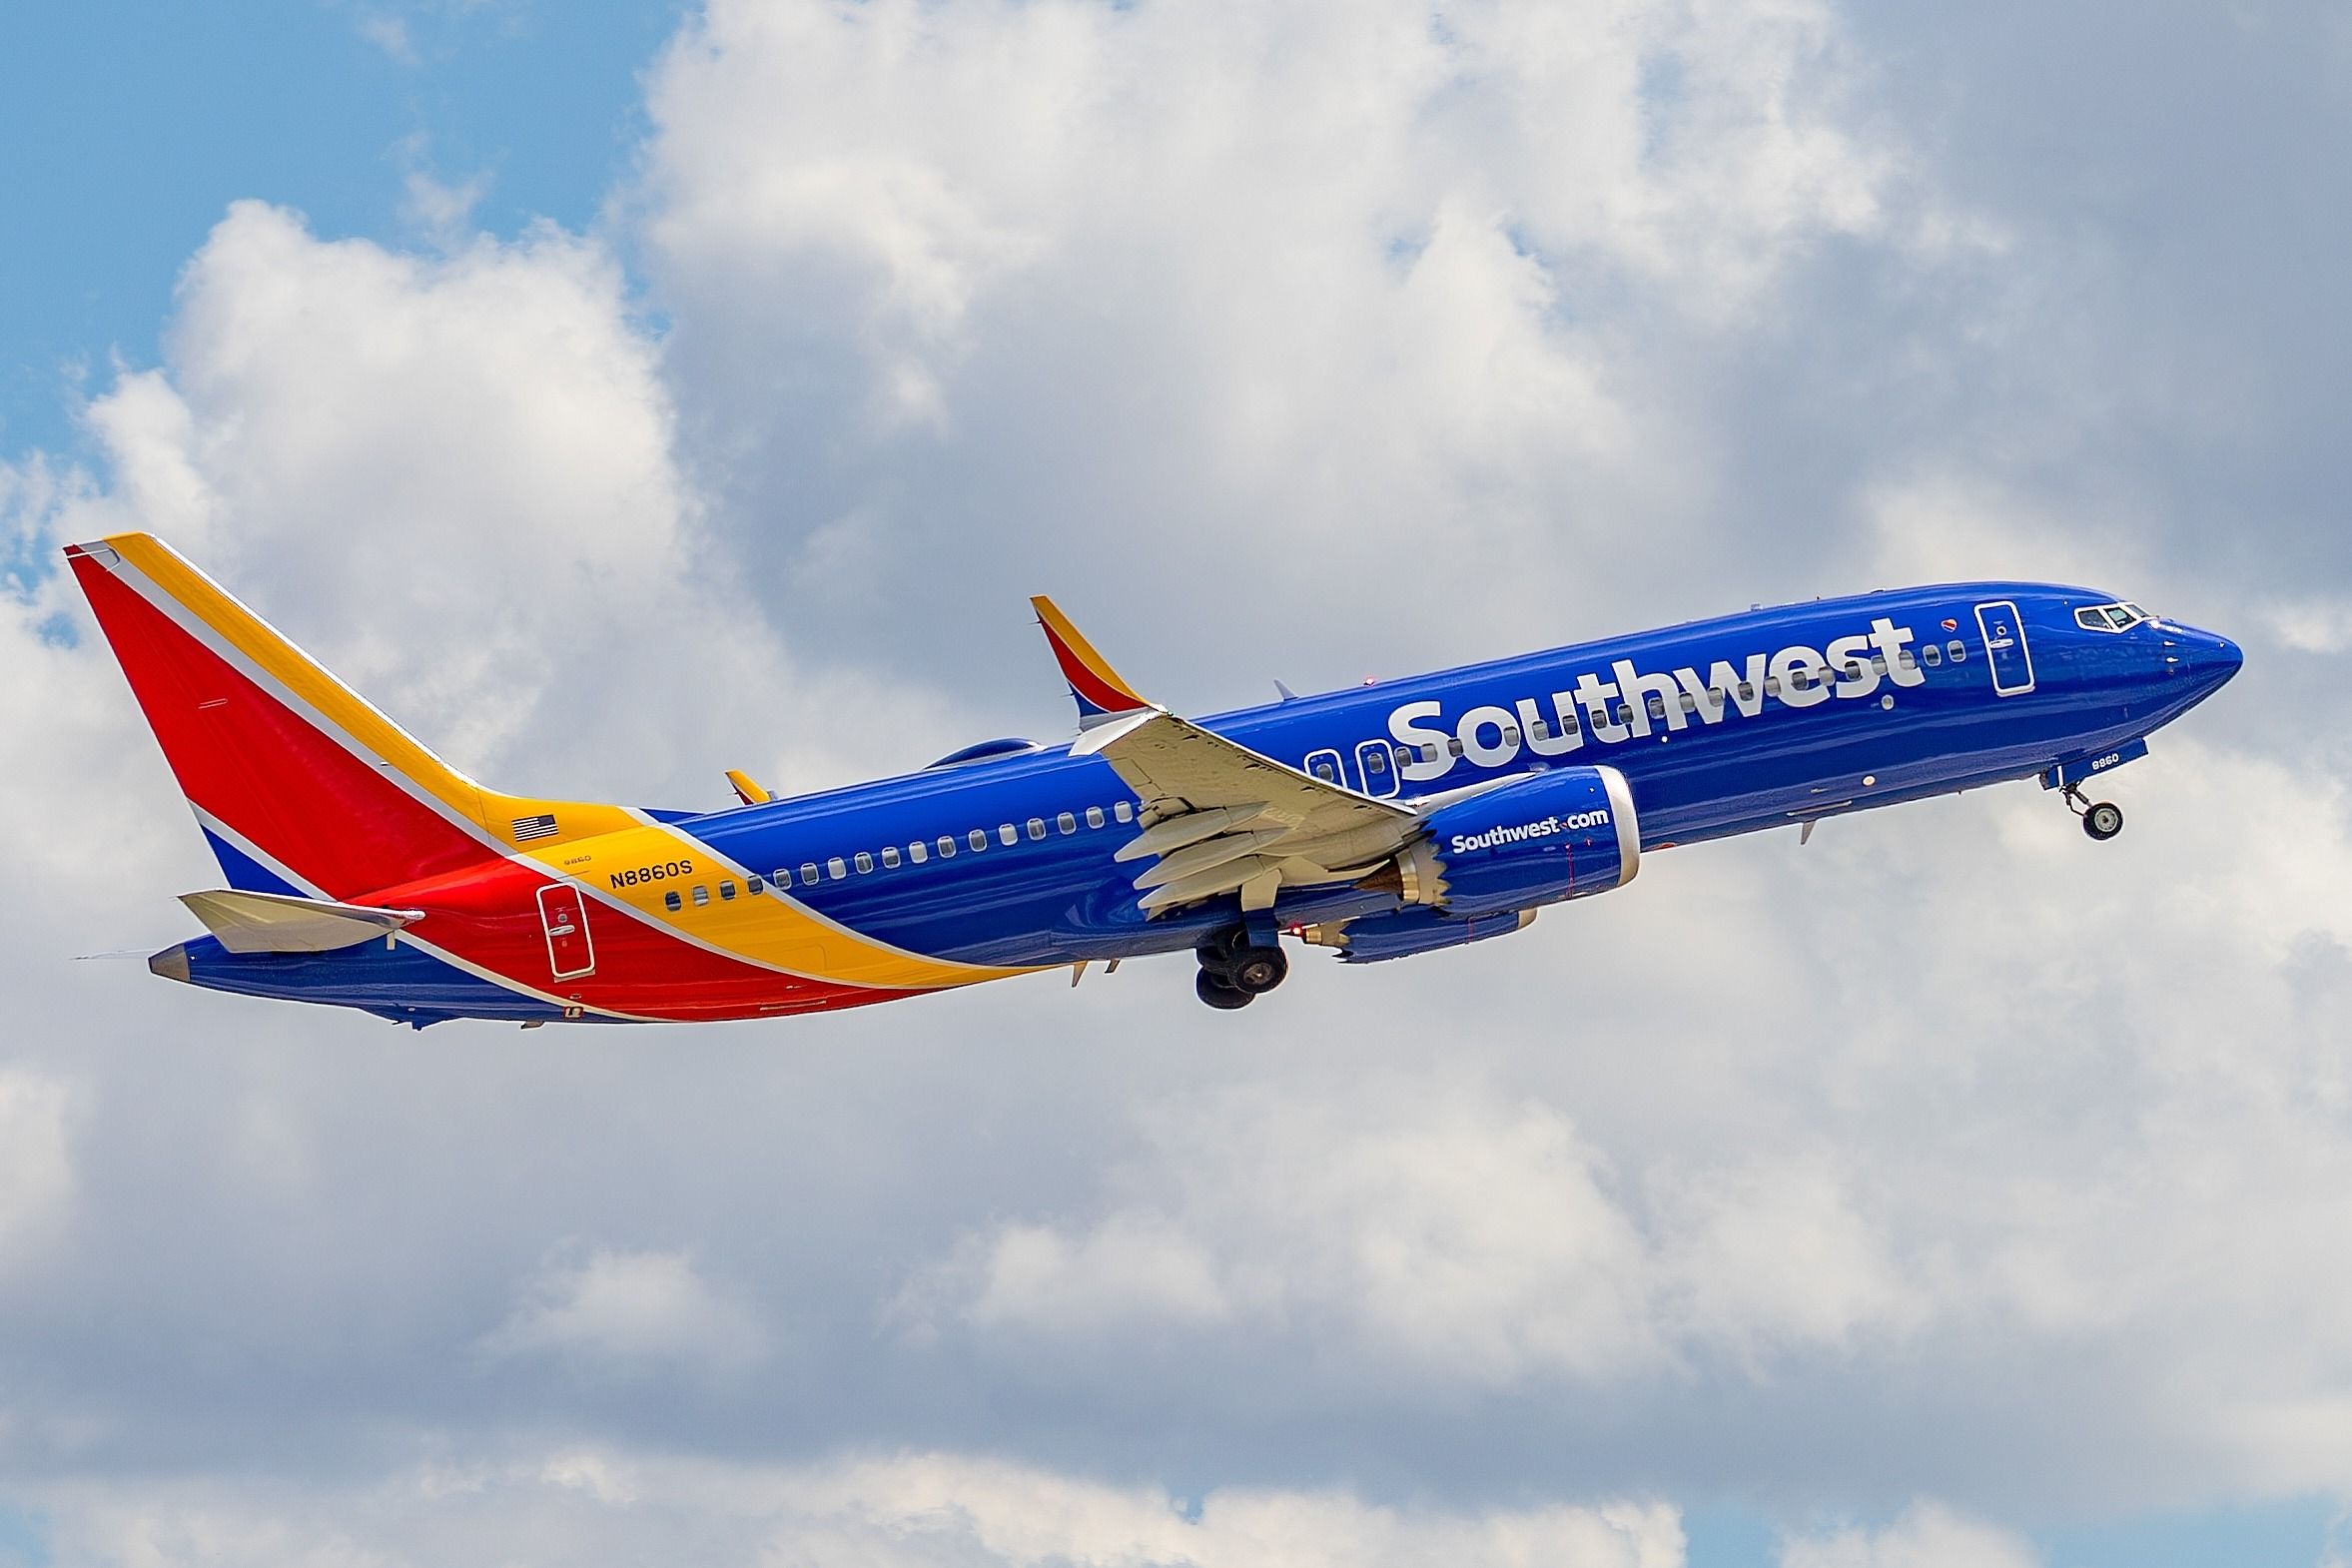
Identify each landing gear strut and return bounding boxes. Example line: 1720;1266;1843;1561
1194;926;1289;1009
2062;784;2124;842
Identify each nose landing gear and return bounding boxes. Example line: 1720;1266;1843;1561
2062;784;2124;842
1194;925;1289;1009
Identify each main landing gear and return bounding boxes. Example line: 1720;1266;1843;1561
1194;925;1289;1009
2062;784;2124;842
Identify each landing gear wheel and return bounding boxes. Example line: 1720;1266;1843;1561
1226;945;1288;995
2082;801;2123;841
1195;969;1255;1010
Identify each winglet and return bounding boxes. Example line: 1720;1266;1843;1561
1030;595;1150;727
725;770;772;806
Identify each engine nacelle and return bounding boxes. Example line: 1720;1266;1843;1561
1372;764;1640;919
1302;905;1539;965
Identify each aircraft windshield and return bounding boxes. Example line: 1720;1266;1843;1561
2075;601;2150;632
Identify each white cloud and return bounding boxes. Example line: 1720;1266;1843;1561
1780;1501;2039;1568
629;0;1920;677
26;1449;1684;1568
485;1246;767;1374
2266;598;2352;655
902;1078;1925;1384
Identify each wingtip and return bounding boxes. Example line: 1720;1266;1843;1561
1029;593;1150;717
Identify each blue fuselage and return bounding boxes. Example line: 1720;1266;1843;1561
680;581;2240;968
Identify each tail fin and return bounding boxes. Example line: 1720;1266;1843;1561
66;533;636;901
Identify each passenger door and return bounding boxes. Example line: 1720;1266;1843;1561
1974;599;2035;696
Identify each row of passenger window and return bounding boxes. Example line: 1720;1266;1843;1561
656;800;1139;912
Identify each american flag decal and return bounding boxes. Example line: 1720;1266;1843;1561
511;813;558;843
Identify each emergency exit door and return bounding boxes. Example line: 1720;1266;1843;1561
536;884;596;979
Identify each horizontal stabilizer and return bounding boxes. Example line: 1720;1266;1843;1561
179;889;424;954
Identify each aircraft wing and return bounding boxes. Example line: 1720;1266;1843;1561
1073;707;1416;913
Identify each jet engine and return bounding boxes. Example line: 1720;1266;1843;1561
1361;764;1640;919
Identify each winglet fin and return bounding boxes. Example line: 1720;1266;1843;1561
1030;595;1150;727
725;770;772;806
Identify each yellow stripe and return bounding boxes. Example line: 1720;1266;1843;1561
107;532;641;850
1029;594;1147;707
528;825;1038;990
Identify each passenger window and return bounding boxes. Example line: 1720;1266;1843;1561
1923;644;1942;666
747;874;765;894
1114;802;1134;823
801;862;820;884
938;836;956;858
1679;693;1696;712
854;852;874;874
1365;749;1387;773
1765;677;1782;696
1528;718;1547;738
1313;760;1335;780
1057;812;1077;835
1086;806;1105;828
1646;696;1665;719
1738;683;1755;701
1026;818;1046;841
1948;640;1966;661
1447;737;1465;757
1000;824;1018;846
692;885;710;907
1899;651;1916;669
881;846;901;869
827;857;847;880
908;842;927;865
719;880;736;901
970;829;989;852
1501;725;1520;743
664;890;682;912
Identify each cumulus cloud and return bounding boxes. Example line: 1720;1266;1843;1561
629;0;1932;685
25;1450;1684;1568
484;1245;767;1375
1779;1502;2039;1568
900;1078;1921;1385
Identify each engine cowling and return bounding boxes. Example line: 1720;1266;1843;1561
1370;764;1640;919
1302;905;1539;964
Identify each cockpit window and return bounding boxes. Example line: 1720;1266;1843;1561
2076;601;2149;633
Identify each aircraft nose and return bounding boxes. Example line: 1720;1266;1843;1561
2166;624;2242;696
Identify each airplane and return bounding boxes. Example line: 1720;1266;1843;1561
65;532;2240;1025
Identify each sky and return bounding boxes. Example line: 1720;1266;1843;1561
2;1;2350;1565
